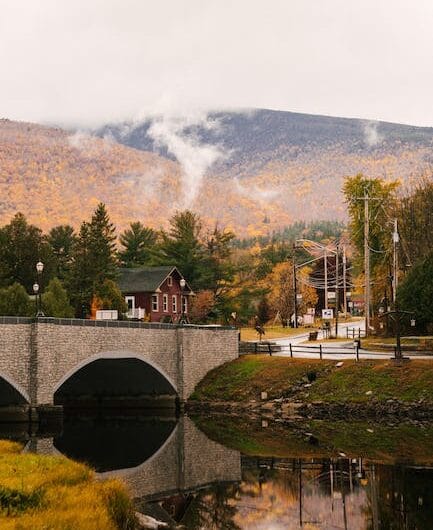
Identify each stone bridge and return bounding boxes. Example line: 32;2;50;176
27;416;242;501
0;317;238;406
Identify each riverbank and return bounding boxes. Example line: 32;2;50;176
193;414;433;464
188;355;433;418
0;440;136;529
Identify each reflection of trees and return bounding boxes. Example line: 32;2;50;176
365;464;433;530
180;483;242;530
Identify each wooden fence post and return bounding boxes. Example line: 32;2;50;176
319;344;323;360
268;343;272;356
289;344;293;358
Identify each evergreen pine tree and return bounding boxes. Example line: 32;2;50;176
88;203;118;284
157;210;205;288
47;225;76;280
68;204;118;316
118;222;157;267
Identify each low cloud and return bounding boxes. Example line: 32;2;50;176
146;111;226;207
363;120;383;147
234;178;280;202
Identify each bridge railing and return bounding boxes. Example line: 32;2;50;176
0;316;236;331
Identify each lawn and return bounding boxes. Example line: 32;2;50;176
0;440;135;529
191;355;433;403
239;325;314;341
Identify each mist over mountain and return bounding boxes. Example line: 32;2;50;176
98;109;433;176
1;109;433;238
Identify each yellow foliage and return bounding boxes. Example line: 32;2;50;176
0;441;135;529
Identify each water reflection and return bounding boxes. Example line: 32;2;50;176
8;414;433;529
54;415;177;472
149;456;433;529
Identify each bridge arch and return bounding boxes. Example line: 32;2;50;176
53;350;179;397
0;373;30;404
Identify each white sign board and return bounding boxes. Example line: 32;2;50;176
327;291;336;299
303;314;314;325
322;308;334;320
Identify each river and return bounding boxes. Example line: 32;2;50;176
7;413;433;529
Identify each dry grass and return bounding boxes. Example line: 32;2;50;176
240;326;313;341
0;441;136;529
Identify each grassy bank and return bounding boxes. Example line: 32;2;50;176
193;415;433;464
191;355;433;403
0;440;136;529
239;326;312;341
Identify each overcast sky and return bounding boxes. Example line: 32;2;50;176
1;0;433;127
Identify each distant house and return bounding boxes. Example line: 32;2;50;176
118;266;193;322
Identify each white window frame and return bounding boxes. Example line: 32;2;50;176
167;276;173;286
172;294;177;313
152;294;159;312
182;296;187;314
125;296;135;311
163;293;168;312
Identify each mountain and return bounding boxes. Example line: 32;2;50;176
1;110;433;237
0;119;181;233
97;109;433;228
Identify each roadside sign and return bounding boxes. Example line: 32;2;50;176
322;309;334;319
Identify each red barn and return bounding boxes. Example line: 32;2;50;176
118;266;193;323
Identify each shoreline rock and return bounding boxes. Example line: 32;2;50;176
186;398;433;420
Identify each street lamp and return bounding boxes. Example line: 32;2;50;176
179;278;187;324
35;261;45;317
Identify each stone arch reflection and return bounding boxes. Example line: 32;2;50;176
54;415;178;472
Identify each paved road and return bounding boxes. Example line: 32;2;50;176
272;320;433;360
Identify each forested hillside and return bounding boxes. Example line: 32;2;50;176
1;109;433;237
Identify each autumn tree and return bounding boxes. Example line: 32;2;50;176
264;262;295;326
188;290;216;323
263;261;317;326
343;174;398;271
93;279;127;316
118;222;157;267
396;176;433;267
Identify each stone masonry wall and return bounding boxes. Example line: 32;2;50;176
35;323;179;404
180;327;239;399
0;322;32;401
0;320;239;404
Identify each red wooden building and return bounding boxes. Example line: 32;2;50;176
118;266;193;323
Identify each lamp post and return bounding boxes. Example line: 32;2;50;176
179;278;187;324
35;261;44;317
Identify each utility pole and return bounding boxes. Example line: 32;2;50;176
392;218;399;303
324;248;328;310
293;250;298;328
343;245;347;319
364;191;370;334
335;244;340;338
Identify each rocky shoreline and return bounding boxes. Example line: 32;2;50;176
186;397;433;420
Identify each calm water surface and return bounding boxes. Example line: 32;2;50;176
46;415;433;529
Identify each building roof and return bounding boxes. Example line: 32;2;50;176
118;266;192;293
